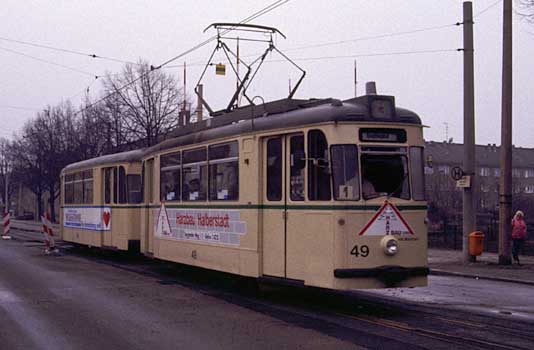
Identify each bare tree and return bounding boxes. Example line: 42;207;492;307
0;138;15;212
102;60;182;147
10;103;80;221
517;0;534;21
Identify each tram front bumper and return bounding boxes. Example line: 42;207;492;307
334;265;429;286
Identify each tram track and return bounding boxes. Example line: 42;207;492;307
12;232;534;350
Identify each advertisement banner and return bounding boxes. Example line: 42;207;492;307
63;207;111;231
155;204;246;246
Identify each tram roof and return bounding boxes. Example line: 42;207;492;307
62;149;145;173
144;95;421;156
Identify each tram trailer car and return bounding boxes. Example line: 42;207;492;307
61;150;144;251
140;94;428;290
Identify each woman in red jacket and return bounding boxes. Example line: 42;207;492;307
511;210;527;266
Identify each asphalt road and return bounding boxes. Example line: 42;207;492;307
0;235;363;350
1;229;534;350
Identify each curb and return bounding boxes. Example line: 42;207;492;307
430;268;534;286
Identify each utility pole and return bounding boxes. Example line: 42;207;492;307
354;60;358;97
499;0;513;265
462;1;476;264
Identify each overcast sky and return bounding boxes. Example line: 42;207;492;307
1;0;534;147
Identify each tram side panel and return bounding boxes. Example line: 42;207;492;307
62;162;143;251
150;137;261;278
61;168;104;248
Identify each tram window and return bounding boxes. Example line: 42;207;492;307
331;145;360;200
83;170;93;204
410;147;426;201
127;174;142;203
118;166;127;204
160;152;181;201
104;168;111;204
361;153;410;200
182;148;207;201
113;168;118;204
266;138;282;201
308;130;331;201
73;172;83;203
290;135;305;201
209;142;238;201
64;174;75;204
66;170;93;204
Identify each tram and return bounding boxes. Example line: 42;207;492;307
60;149;144;251
60;23;428;290
139;95;428;289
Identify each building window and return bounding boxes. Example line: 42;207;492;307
525;169;534;178
525;185;534;194
512;169;521;178
480;183;490;192
209;141;239;201
493;168;500;177
437;165;449;175
479;167;490;177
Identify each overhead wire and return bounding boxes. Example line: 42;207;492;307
74;0;291;116
281;23;458;53
262;48;459;63
0;45;98;77
474;0;502;18
156;0;290;69
0;105;41;112
0;35;139;65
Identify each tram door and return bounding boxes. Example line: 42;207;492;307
102;167;113;247
262;133;304;278
142;158;155;254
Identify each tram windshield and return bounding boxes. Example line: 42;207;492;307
360;151;410;200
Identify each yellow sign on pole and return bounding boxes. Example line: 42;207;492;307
456;175;471;188
215;63;226;76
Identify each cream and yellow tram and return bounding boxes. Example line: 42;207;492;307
60;150;144;251
141;95;428;290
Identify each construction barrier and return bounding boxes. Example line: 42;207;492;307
41;212;58;254
2;211;11;239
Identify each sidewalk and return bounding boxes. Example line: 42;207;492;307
429;248;534;285
9;220;534;285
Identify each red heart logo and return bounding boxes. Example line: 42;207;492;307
103;211;111;227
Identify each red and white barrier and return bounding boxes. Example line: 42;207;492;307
41;212;58;254
2;211;11;239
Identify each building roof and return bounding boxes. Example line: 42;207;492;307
425;141;534;168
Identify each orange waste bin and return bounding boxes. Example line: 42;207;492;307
468;231;485;256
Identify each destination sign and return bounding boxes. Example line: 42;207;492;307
359;128;407;143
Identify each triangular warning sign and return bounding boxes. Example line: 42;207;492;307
156;202;172;236
358;200;414;236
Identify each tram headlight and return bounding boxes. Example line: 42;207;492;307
381;236;399;256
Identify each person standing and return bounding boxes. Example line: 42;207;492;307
511;210;527;266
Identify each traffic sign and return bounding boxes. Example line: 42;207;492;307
450;166;464;181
